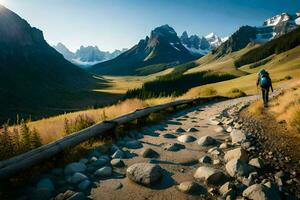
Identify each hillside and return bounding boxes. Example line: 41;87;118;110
89;25;195;76
0;5;119;123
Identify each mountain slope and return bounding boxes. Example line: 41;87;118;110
213;12;300;57
89;25;195;76
0;5;113;122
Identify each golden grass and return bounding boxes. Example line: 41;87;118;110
269;82;300;133
9;99;148;144
185;44;259;76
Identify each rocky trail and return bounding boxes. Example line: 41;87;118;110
18;92;299;200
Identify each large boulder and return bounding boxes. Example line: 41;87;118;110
64;162;87;176
230;129;247;144
224;147;249;162
197;136;216;146
194;166;227;186
126;163;162;186
177;135;196;143
242;184;280;200
225;159;255;177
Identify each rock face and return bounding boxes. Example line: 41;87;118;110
225;159;254;177
64;162;87;175
230;129;247;144
126;163;162;186
242;184;280;200
177;135;196;143
197;136;216;146
194;166;227;185
224;147;249;162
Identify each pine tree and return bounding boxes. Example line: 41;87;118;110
12;127;20;153
64;118;70;135
0;124;14;159
31;128;42;149
20;120;31;151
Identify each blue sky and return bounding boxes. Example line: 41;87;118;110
1;0;299;52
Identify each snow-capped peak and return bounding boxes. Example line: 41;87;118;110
263;13;291;26
205;32;217;39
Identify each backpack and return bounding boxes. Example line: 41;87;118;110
259;70;270;88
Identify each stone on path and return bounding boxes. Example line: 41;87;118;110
69;172;88;184
140;148;159;158
249;158;264;169
126;163;162;186
219;182;233;195
209;118;221;125
219;142;230;149
242;184;280;200
163;133;177;139
197;136;216;146
91;158;107;168
111;149;125;159
225;159;255;177
194;166;227;186
230;129;247;144
187;127;198;132
67;192;86;200
125;140;143;149
226;126;233;133
214;126;224;133
78;180;91;191
177;135;196;143
177;181;203;194
224;147;249;162
175;127;186;133
36;178;55;197
94;166;112;177
110;159;125;168
162;143;185;151
64;162;87;175
199;155;212;164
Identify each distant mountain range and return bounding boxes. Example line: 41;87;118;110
89;25;199;75
180;31;228;56
53;43;127;67
213;12;300;57
89;25;230;75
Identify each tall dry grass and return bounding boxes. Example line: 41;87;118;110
8;98;148;144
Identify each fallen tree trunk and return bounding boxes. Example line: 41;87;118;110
0;96;224;180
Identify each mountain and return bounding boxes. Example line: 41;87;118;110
213;12;300;57
205;32;224;48
0;5;104;122
53;44;127;67
89;24;195;75
52;43;75;61
180;31;211;56
180;31;227;56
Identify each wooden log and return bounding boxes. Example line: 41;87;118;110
0;96;222;180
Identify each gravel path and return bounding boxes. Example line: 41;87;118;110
20;91;297;200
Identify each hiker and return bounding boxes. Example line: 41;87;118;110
256;69;273;107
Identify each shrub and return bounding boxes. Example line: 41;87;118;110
200;87;218;96
64;114;95;135
227;88;247;98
